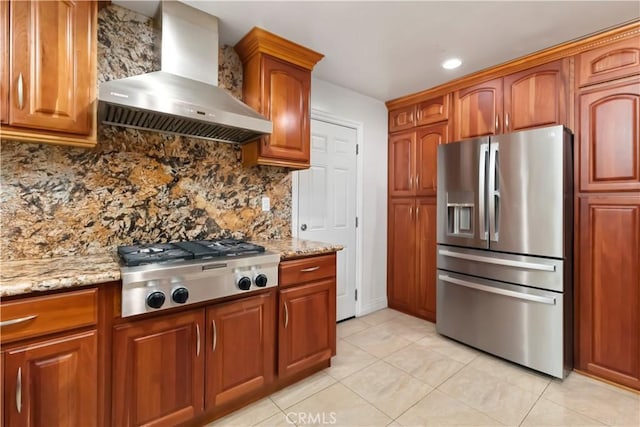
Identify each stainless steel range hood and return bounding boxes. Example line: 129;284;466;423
98;1;272;144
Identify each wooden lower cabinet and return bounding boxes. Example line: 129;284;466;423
387;198;416;312
387;197;437;321
206;293;275;410
278;279;336;379
112;310;205;427
577;195;640;390
3;330;98;427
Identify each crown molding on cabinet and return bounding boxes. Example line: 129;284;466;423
386;20;640;109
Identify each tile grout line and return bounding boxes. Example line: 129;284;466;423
516;378;551;426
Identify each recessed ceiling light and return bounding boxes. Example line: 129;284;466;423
442;58;462;70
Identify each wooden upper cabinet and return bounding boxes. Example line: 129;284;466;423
389;105;416;132
579;77;640;192
235;27;323;169
205;293;275;411
504;59;568;132
389;131;416;197
259;56;310;163
415;123;448;195
112;310;205;427
4;330;98;427
577;195;640;390
416;94;450;126
389;123;448;198
453;77;503;140
8;0;95;135
454;60;568;140
1;0;8;125
578;35;640;87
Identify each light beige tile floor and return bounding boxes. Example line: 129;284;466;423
209;308;640;427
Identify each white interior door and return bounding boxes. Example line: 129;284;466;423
296;119;358;321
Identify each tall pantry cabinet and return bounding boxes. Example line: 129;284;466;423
574;35;640;390
387;95;449;322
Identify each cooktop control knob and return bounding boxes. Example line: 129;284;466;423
255;273;268;287
172;287;189;304
237;276;252;291
147;291;166;309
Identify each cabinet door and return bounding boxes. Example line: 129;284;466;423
112;310;204;427
4;330;98;427
9;0;94;134
389;131;416;196
453;78;503;140
206;293;275;410
415;123;448;196
578;35;640;87
504;59;568;132
0;0;8;125
577;195;640;390
415;197;437;322
416;94;449;126
279;279;336;379
387;198;417;312
260;55;311;163
389;105;416;132
579;78;640;192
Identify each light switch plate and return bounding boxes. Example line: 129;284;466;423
261;196;270;212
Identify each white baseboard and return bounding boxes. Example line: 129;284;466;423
357;296;388;317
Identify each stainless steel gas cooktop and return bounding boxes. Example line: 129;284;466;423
117;239;280;317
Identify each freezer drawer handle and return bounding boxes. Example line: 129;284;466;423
439;274;556;305
438;249;556;272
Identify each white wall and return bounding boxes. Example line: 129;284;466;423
310;78;388;316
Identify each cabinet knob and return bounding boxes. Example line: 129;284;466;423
300;224;307;231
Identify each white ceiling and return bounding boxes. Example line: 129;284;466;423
112;1;640;102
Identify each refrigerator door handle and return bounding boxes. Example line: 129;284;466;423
438;274;556;305
478;143;489;241
438;249;556;271
489;143;500;242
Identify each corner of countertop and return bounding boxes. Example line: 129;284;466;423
252;237;344;260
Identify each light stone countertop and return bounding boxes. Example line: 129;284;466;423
0;238;343;298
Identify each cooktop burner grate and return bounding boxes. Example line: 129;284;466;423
117;239;266;266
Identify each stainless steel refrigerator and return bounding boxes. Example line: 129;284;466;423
436;125;573;379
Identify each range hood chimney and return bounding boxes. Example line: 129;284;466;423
98;1;272;144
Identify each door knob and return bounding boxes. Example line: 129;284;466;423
301;224;307;231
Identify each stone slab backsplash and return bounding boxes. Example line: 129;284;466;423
0;5;291;261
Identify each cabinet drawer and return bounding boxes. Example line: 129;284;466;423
279;254;336;288
577;35;640;87
0;288;98;344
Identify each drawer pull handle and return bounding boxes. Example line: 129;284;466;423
284;302;289;328
17;73;24;110
16;367;22;413
1;315;37;327
300;266;320;273
196;323;201;357
212;320;217;352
